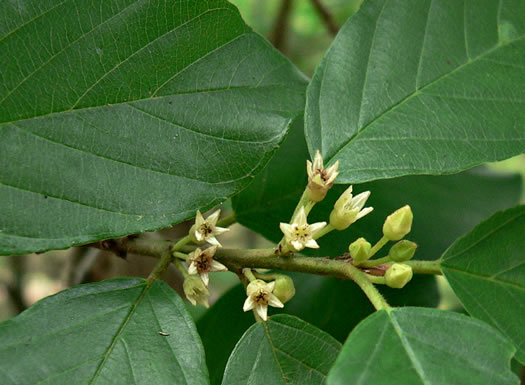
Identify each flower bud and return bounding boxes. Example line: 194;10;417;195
388;240;417;262
349;237;371;265
306;150;339;202
382;205;413;241
271;275;296;304
183;275;210;308
385;263;413;289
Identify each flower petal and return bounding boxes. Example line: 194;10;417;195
200;272;209;286
213;226;230;236
210;260;227;272
194;230;205;242
255;304;268;321
187;296;197;306
279;223;294;238
268;294;284;308
352;191;371;210
304;238;320;249
207;236;222;247
309;221;327;234
187;263;198;275
312;150;323;171
291;240;304;251
199;298;210;308
207;209;221;225
306;160;313;178
267;281;276;292
356;207;374;220
243;296;255;312
195;210;205;226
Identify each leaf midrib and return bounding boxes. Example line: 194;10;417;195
88;283;149;384
325;32;525;165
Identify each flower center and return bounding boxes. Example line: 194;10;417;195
314;168;328;183
199;223;213;236
194;253;211;273
293;225;311;241
253;289;270;305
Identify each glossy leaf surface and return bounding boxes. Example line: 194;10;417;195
0;0;306;255
327;307;518;385
305;0;525;183
221;314;341;385
442;205;525;364
0;278;209;384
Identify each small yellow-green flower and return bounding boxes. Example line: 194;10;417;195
187;246;227;286
243;279;284;321
306;150;339;202
279;207;326;251
183;275;210;308
190;209;230;246
330;186;373;230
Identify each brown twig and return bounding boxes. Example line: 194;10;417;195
310;0;339;36
271;0;294;52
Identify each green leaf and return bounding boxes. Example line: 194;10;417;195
327;307;518;385
198;273;438;385
221;314;341;385
305;0;525;183
0;0;307;256
0;278;209;384
197;285;253;385
233;117;522;261
442;205;525;364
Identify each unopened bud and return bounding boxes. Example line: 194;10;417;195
349;238;371;265
388;240;417;262
385;263;413;289
183;275;210;308
271;275;296;304
383;205;413;241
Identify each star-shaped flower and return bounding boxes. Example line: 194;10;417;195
330;186;373;230
243;279;284;321
190;209;230;246
279;207;326;251
183;275;210;308
306;150;339;201
186;246;227;286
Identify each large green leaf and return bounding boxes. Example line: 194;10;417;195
233;117;522;261
0;0;307;256
305;0;525;183
221;314;341;385
442;205;525;364
198;273;438;385
0;278;209;384
327;307;518;385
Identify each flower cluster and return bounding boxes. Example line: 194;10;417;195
182;210;230;307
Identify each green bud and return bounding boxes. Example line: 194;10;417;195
271;275;296;304
349;237;372;265
383;205;413;241
385;263;413;289
183;275;210;308
388;240;417;262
